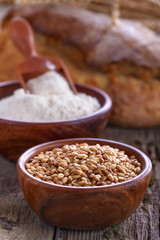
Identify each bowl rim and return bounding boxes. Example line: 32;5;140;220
17;138;152;190
0;80;112;124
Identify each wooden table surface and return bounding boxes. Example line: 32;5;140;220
0;126;160;240
0;4;160;240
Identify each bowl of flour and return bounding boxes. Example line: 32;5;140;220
0;71;112;161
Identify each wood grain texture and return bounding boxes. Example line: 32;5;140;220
0;155;54;240
0;5;159;239
17;138;151;230
0;126;160;239
54;127;160;239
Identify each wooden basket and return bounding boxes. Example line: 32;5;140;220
1;0;160;32
0;0;160;32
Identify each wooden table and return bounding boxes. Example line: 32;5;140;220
0;126;160;240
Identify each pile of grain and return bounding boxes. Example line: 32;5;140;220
26;143;142;187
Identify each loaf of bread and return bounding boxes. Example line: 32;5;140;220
1;4;160;127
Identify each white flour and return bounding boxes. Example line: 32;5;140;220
0;71;100;122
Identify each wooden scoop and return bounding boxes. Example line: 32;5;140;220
9;17;77;94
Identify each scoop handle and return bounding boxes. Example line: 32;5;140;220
9;17;37;58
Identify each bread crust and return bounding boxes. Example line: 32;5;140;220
1;5;160;127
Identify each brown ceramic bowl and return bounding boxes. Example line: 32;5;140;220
17;138;152;230
0;81;112;161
